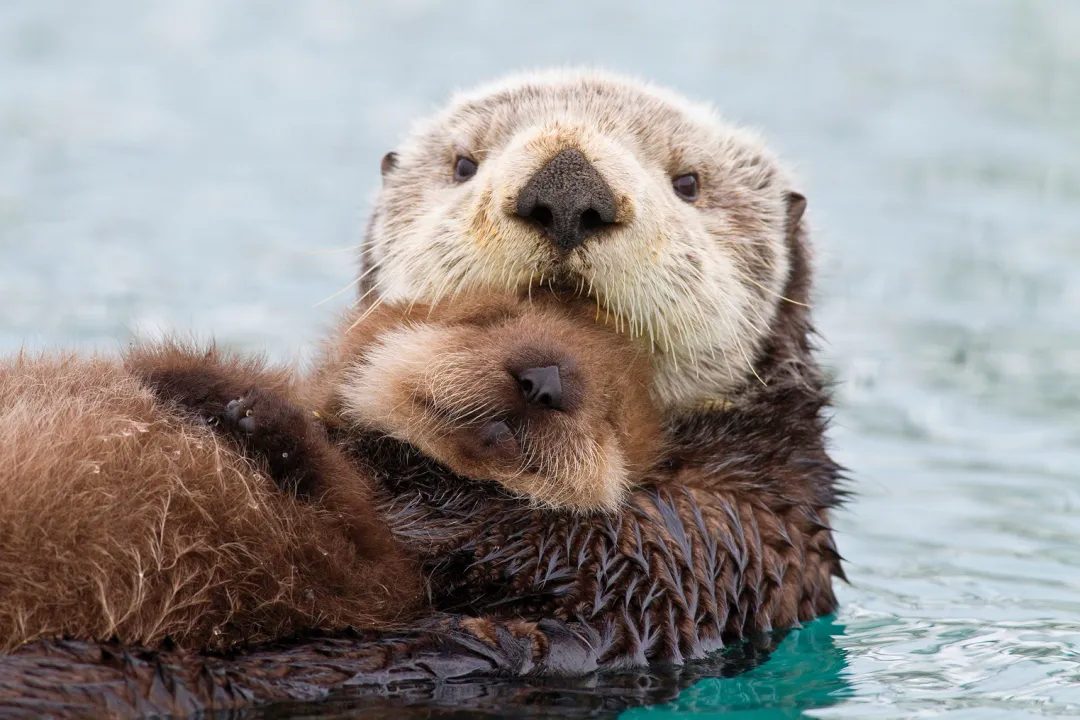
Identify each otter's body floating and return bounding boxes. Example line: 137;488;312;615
0;70;845;717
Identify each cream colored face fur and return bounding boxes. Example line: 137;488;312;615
363;70;800;410
311;297;661;512
338;322;632;510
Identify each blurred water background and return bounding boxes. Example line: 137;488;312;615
2;1;1079;717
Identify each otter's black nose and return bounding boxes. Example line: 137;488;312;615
515;148;618;252
515;365;564;411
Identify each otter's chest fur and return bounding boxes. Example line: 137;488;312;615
353;422;843;668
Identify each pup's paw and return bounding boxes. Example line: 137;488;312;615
221;389;317;494
225;395;258;435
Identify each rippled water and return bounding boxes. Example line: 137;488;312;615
2;1;1078;717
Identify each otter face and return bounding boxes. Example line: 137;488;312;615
364;70;807;410
332;298;659;511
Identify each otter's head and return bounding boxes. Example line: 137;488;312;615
322;297;660;511
363;70;809;411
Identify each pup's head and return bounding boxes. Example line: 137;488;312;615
363;69;809;411
322;297;659;511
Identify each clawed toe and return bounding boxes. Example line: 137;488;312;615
226;397;256;435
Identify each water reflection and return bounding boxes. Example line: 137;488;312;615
624;618;851;719
247;619;851;719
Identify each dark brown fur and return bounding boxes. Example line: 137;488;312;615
354;195;843;668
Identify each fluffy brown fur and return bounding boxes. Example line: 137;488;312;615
0;347;420;654
0;295;659;655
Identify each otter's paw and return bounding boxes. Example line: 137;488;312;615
225;396;258;435
220;389;318;495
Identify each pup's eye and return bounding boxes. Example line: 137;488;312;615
672;173;699;202
453;156;478;182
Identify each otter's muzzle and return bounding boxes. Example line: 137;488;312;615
515;148;617;252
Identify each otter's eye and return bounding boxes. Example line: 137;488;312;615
672;173;699;202
453;156;478;182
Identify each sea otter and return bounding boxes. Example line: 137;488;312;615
0;294;658;654
0;70;844;716
354;67;843;653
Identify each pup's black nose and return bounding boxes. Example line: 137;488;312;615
515;148;618;252
515;365;564;411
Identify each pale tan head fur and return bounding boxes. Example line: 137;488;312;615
362;69;805;411
306;296;660;511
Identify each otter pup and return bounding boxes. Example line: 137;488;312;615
305;294;659;511
0;294;658;654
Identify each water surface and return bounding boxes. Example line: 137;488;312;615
2;1;1078;717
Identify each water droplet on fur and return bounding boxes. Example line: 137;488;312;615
282;452;289;458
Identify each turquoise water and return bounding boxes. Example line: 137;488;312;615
2;2;1079;717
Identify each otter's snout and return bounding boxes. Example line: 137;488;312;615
515;149;617;252
515;365;564;411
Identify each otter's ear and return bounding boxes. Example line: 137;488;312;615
380;151;399;179
785;191;807;233
780;191;812;307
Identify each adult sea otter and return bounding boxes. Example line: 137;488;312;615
0;70;845;717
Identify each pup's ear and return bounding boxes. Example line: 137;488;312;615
380;151;399;180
